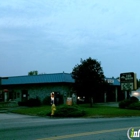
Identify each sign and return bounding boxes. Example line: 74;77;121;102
120;72;137;91
127;127;140;139
121;83;133;91
106;79;114;84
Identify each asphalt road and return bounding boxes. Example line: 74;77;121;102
0;113;140;140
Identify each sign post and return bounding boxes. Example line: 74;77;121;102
120;72;137;91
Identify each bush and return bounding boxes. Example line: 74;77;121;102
58;94;64;105
119;100;132;108
53;105;86;117
42;96;51;105
119;96;139;109
128;102;140;110
18;101;27;106
18;97;41;107
130;96;139;102
27;97;41;107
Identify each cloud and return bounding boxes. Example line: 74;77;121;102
0;0;140;77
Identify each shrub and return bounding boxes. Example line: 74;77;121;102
119;100;132;108
128;102;140;110
57;94;64;105
119;96;139;109
27;97;41;107
18;101;27;106
18;97;41;107
42;96;51;105
130;96;139;102
53;105;86;117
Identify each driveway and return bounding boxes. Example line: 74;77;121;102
96;102;119;107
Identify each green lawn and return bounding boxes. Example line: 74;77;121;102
10;104;140;118
82;105;140;118
11;106;51;116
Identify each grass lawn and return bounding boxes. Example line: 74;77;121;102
11;106;51;116
10;104;140;118
80;104;140;118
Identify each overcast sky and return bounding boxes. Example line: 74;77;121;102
0;0;140;79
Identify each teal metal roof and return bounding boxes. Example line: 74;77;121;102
105;78;120;86
2;73;74;85
1;73;120;86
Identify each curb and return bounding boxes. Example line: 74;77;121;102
0;109;8;113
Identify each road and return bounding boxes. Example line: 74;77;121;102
0;113;140;140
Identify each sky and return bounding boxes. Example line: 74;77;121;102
0;0;140;79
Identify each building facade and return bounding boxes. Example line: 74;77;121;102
0;73;74;102
0;73;123;103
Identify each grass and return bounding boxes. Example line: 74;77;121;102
81;104;140;118
11;106;51;116
10;104;140;118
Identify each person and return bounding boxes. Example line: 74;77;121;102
51;92;55;104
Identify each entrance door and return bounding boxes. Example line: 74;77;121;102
22;90;28;102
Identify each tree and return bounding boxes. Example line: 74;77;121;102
72;57;107;107
28;71;38;76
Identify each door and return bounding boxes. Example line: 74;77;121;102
22;90;28;102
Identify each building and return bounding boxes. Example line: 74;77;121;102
0;73;74;102
0;73;122;103
105;78;122;102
